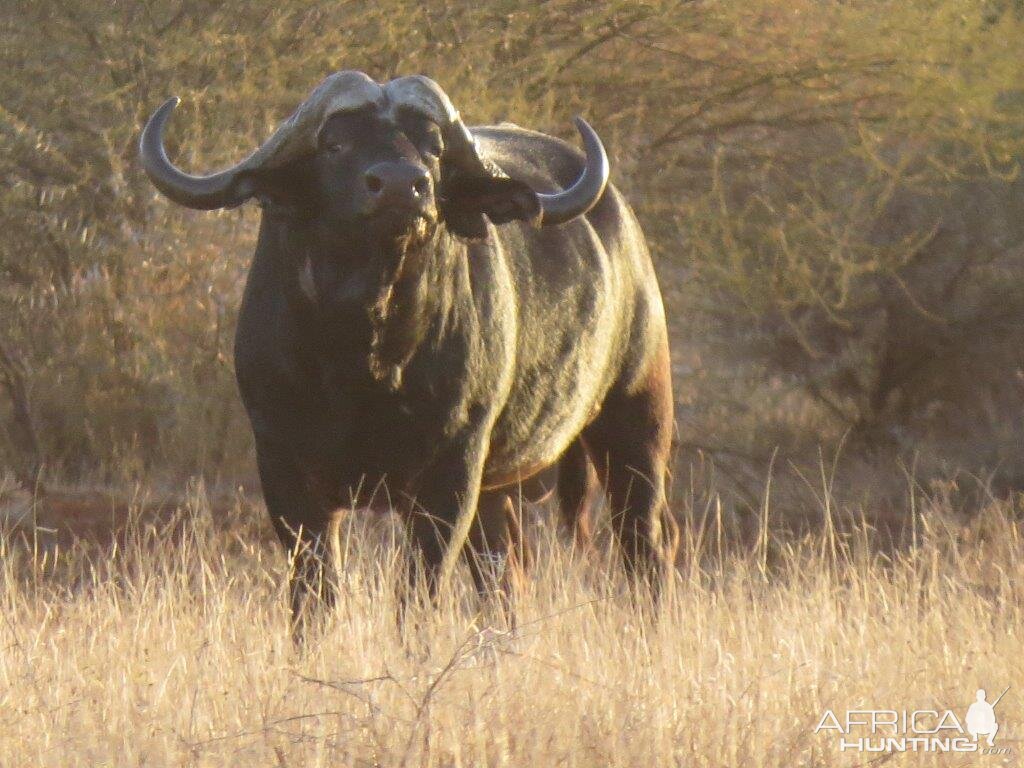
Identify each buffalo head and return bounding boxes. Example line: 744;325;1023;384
140;72;608;245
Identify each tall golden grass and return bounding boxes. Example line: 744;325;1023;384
1;481;1020;766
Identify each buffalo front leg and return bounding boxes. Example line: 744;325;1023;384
256;444;336;640
403;433;489;608
465;490;528;626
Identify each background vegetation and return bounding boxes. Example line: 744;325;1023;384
2;0;1024;526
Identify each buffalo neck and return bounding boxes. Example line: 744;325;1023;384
264;213;466;391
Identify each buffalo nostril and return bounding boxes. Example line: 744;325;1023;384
365;174;384;194
413;177;429;197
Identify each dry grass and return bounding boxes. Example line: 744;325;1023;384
0;482;1021;767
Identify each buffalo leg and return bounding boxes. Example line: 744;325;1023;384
403;432;489;605
256;445;336;640
584;342;674;598
465;491;527;625
557;438;601;550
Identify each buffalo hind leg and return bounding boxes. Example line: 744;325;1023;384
557;438;601;550
584;343;674;600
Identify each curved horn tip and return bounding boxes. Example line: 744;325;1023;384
536;116;610;226
139;94;252;211
572;115;609;183
572;115;591;135
141;97;181;147
147;97;181;129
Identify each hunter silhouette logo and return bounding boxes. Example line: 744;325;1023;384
966;687;1007;747
815;686;1011;754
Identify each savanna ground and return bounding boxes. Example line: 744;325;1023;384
0;478;1021;766
3;0;1024;765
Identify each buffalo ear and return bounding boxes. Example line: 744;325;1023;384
440;174;541;240
251;162;316;219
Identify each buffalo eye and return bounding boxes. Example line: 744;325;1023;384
422;127;443;157
402;119;442;158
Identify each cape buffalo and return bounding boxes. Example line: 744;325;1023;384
139;71;675;629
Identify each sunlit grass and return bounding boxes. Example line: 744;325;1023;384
0;484;1021;766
